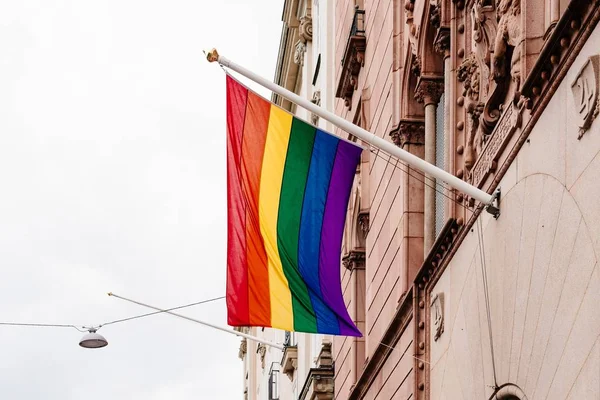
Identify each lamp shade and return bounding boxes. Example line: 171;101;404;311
79;331;108;349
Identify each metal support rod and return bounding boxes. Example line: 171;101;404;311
206;49;496;207
108;292;284;350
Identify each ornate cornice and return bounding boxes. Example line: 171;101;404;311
415;77;444;105
389;118;425;147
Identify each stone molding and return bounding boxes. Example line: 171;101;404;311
413;219;460;399
390;119;426;148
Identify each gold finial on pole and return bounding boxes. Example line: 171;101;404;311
206;48;220;63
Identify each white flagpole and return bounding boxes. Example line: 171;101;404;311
108;292;284;350
206;49;500;215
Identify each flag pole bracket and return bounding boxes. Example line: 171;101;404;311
485;187;501;219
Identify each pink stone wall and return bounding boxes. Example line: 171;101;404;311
333;1;419;398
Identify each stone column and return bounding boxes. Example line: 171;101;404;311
416;80;443;256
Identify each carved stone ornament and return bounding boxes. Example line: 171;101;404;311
433;27;450;56
294;40;307;66
493;0;522;89
311;90;321;126
430;293;444;341
415;79;444;105
257;343;267;369
238;338;247;360
389;119;425;148
457;0;524;174
299;14;313;43
571;55;600;139
342;250;366;271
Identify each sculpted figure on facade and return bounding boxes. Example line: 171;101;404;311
481;0;522;135
457;0;522;176
493;0;521;91
458;0;496;169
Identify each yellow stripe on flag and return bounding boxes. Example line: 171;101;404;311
259;105;294;330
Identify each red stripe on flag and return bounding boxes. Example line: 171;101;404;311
226;75;250;325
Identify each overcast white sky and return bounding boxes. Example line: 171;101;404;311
0;1;282;398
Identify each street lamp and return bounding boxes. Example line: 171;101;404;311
79;329;108;349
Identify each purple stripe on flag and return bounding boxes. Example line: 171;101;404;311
318;140;363;337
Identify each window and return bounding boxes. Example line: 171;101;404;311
434;92;446;236
268;363;280;400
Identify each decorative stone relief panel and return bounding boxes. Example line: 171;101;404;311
430;292;444;341
571;55;600;139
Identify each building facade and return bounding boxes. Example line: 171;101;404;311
242;0;600;399
332;0;600;399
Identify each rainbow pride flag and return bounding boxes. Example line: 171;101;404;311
226;75;362;336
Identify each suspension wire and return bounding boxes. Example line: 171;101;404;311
367;142;455;191
367;147;476;214
99;295;225;328
0;295;226;333
476;214;499;389
0;322;87;332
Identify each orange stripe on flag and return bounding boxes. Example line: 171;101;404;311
241;92;272;326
